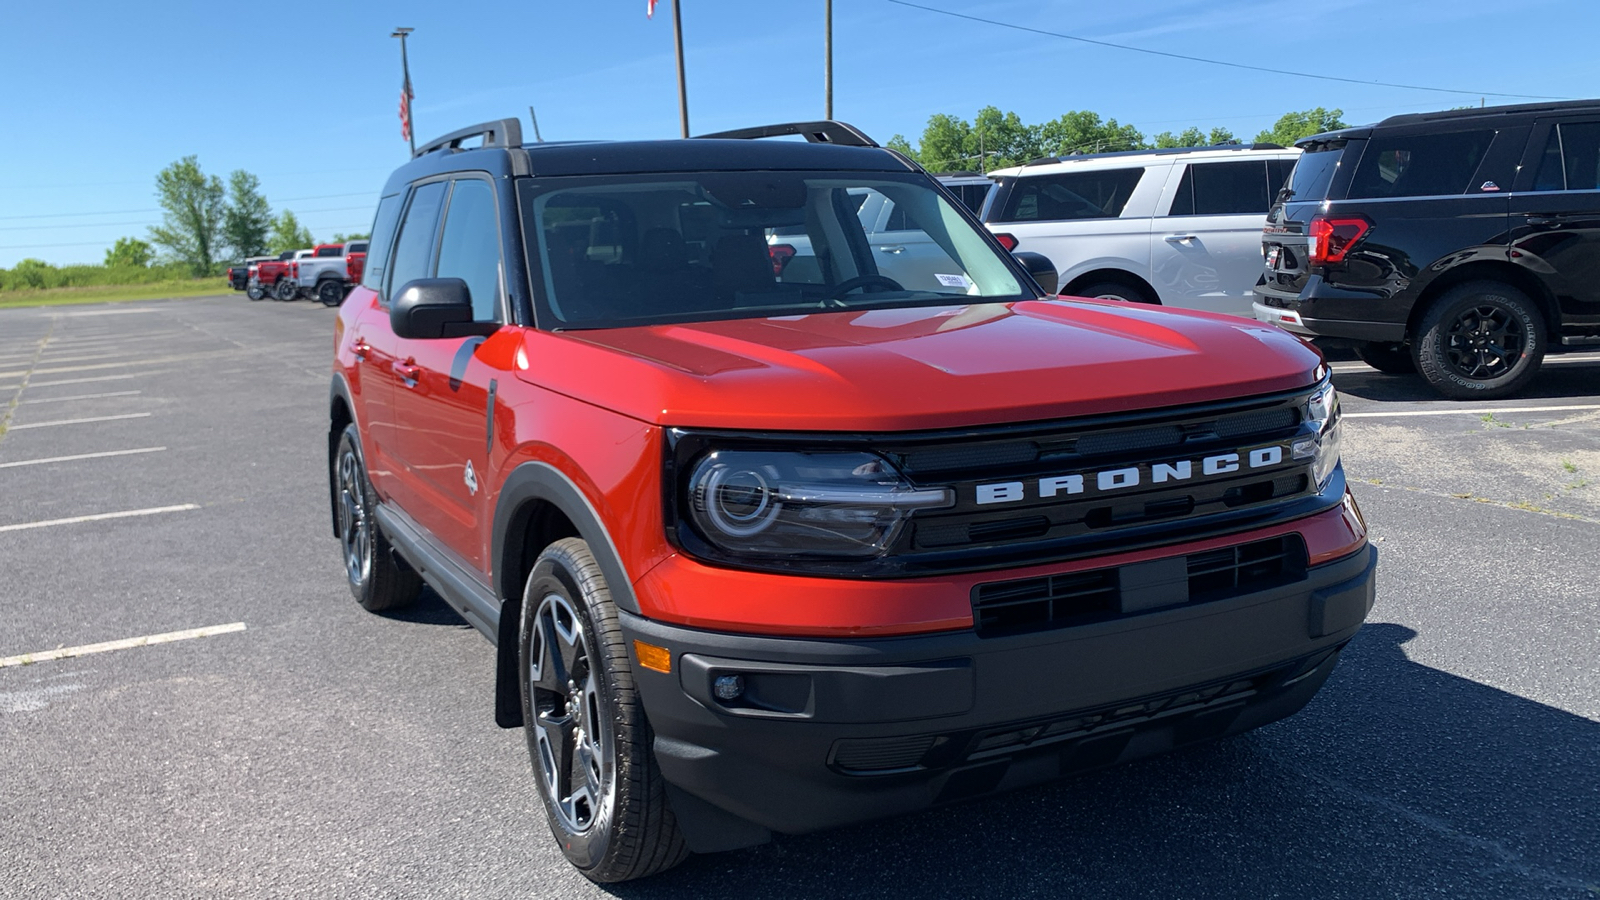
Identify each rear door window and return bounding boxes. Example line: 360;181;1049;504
997;168;1144;222
1285;146;1346;202
1168;161;1271;216
1348;130;1496;199
385;181;448;298
1533;122;1600;191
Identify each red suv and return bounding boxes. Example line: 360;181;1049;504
329;118;1376;882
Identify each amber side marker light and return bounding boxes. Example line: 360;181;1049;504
633;640;672;674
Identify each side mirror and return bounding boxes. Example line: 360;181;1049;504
1012;252;1058;296
390;278;499;340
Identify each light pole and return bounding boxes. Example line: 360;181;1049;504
671;3;689;137
392;27;416;156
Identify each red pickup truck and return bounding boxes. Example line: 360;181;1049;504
250;249;312;301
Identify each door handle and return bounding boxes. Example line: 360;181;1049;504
351;338;369;360
876;245;907;254
1525;215;1566;226
1164;234;1198;243
394;360;421;386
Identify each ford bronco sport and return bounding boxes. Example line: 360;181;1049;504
328;117;1376;882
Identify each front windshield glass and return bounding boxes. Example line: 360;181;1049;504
518;171;1027;328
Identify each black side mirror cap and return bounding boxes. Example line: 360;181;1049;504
390;278;499;340
1012;252;1058;296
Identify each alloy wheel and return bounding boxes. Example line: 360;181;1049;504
527;592;611;834
1444;303;1525;381
337;450;371;586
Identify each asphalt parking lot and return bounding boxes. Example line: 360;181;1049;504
1;295;1597;899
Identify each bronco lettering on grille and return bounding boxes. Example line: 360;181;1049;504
975;443;1290;505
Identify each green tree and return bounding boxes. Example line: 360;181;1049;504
269;210;315;253
148;156;227;275
915;113;974;172
1036;111;1144;158
1152;126;1239;148
1255;108;1348;147
886;134;920;165
104;237;154;268
223;170;273;259
331;232;370;243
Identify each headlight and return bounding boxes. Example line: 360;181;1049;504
686;450;952;558
1290;377;1342;492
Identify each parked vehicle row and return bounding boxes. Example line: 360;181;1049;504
227;241;368;306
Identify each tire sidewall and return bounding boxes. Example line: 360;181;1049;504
335;425;379;606
1076;280;1154;304
520;544;620;872
1414;282;1545;399
318;280;342;307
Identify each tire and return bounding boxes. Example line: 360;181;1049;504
1073;280;1157;304
1353;341;1416;374
246;283;265;301
317;279;344;307
1413;281;1546;400
333;424;422;612
274;278;299;302
520;538;688;883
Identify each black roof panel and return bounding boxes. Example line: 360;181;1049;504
518;138;913;177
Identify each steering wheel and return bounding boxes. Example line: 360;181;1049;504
824;274;905;306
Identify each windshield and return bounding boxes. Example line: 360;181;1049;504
518;171;1028;328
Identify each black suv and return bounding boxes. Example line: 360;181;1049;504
1255;100;1600;399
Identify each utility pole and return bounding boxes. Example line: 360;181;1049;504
392;27;416;156
824;0;833;120
672;1;690;137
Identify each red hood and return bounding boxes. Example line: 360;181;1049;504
517;300;1322;431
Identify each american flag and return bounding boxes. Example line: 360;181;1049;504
647;0;657;18
399;75;414;142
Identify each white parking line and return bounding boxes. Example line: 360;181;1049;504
0;623;245;669
21;390;142;404
0;504;199;533
52;307;165;318
25;373;154;388
1345;403;1600;419
0;447;165;469
8;412;152;430
0;351;229;380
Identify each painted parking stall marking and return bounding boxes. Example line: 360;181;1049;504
0;447;166;469
0;623;246;669
1344;403;1600;419
7;412;152;430
20;390;142;405
0;504;200;533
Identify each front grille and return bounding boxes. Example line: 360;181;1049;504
972;534;1307;636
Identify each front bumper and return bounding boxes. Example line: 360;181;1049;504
622;542;1377;852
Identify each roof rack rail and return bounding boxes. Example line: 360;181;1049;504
694;120;878;147
414;118;524;158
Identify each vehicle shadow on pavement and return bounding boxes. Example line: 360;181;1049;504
1333;364;1600;403
378;587;471;629
608;622;1600;899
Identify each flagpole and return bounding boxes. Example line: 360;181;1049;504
824;0;833;120
672;1;689;137
392;27;416;156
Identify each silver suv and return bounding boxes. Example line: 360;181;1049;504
981;144;1299;317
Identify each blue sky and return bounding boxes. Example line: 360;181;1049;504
1;0;1593;268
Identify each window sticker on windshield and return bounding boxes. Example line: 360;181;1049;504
936;273;970;288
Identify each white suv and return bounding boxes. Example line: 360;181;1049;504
981;144;1299;317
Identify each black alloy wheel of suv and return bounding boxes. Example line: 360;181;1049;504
1255;99;1600;400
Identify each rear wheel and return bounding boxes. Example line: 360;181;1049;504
1413;281;1545;400
1073;280;1156;304
246;283;265;301
317;279;344;307
333;424;421;611
1353;341;1415;374
274;278;299;302
520;538;688;883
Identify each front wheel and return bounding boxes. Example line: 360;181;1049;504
246;283;265;301
1354;341;1415;374
274;278;299;302
317;279;344;307
1413;281;1545;400
333;424;421;611
520;538;688;883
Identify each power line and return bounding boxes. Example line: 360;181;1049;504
884;1;1566;101
0;192;377;223
0;205;377;234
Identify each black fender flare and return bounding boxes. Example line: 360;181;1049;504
491;460;641;728
327;374;361;538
